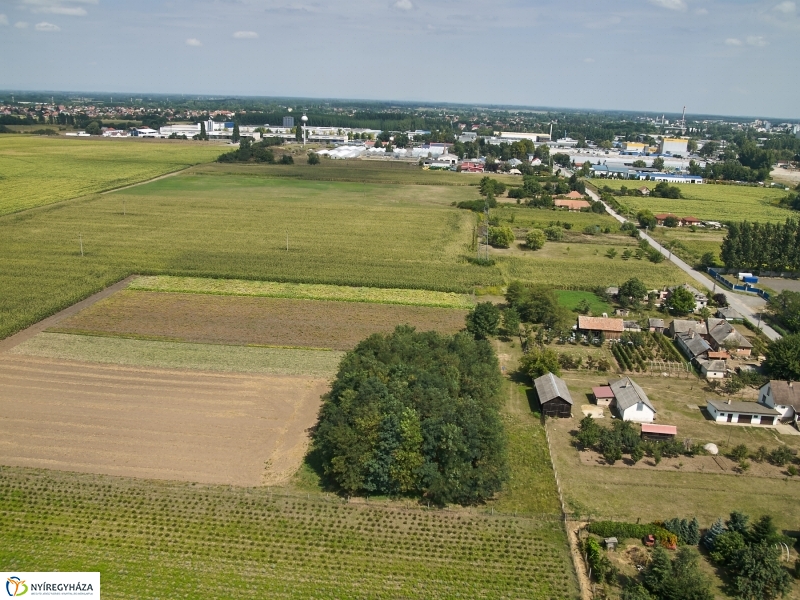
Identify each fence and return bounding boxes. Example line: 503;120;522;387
707;268;770;300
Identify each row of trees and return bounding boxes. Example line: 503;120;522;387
720;218;800;271
312;326;507;505
216;138;293;164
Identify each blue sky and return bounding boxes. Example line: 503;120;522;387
0;0;797;118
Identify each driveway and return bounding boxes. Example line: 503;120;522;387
584;187;780;341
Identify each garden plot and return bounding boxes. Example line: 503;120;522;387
51;290;469;350
0;354;326;486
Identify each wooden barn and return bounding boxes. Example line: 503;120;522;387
533;372;573;418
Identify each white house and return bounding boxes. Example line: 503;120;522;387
610;377;656;422
706;399;780;425
758;381;800;423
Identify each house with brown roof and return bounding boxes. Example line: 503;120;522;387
554;199;592;211
564;190;585;199
758;381;800;423
638;186;651;196
577;315;624;340
705;318;752;357
681;216;701;226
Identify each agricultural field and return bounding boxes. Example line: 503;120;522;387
130;275;475;308
11;332;344;377
555;290;612;315
649;227;726;266
0;136;226;214
608;332;687;373
0;353;327;486
593;179;792;223
548;371;800;529
491;203;621;232
0;166;494;340
0;467;579;599
51;290;468;350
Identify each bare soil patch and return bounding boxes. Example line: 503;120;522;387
0;355;326;486
52;290;468;350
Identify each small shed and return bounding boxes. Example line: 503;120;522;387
592;386;615;407
604;537;618;551
640;423;677;441
649;318;665;333
533;373;573;418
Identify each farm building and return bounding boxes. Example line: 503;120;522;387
658;138;689;156
648;318;665;333
669;319;707;338
675;330;712;361
638;186;651;196
460;160;484;173
706;318;752;357
716;307;743;321
696;358;727;380
609;377;656;422
654;213;679;226
758;381;800;423
681;216;701;226
554;199;591;211
533;373;573;418
592;386;615;407
640;423;677;441
706;399;780;425
577;315;624;340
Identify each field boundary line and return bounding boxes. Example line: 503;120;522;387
0;275;136;352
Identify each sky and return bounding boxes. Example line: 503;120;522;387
0;0;798;119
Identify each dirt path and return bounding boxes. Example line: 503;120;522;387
99;165;195;195
0;275;137;352
567;521;593;600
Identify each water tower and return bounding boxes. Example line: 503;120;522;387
301;114;308;146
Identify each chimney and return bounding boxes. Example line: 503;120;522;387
727;399;732;405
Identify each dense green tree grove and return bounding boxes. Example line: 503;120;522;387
720;219;800;271
312;326;507;505
505;282;574;333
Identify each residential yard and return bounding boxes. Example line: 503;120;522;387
549;370;800;529
556;290;613;315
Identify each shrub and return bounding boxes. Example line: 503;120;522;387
587;521;661;540
488;226;515;248
465;302;501;340
729;444;750;462
543;226;563;241
519;346;560;379
525;229;546;250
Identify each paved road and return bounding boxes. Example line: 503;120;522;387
584;187;780;342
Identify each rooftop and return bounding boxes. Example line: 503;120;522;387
766;380;800;410
641;424;677;436
533;373;573;405
707;399;780;416
610;377;656;413
578;315;624;333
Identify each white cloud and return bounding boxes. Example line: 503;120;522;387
22;0;96;16
35;21;60;31
233;30;258;39
725;37;742;45
774;1;796;13
0;14;8;25
15;21;29;28
393;0;413;10
185;38;202;46
746;35;768;46
649;0;687;11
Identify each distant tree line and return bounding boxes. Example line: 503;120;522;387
216;137;291;164
720;219;800;271
311;326;507;505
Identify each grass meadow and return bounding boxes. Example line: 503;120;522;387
0;136;226;214
555;290;613;315
593;179;792;222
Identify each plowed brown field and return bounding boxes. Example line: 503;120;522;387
0;355;326;486
52;290;468;350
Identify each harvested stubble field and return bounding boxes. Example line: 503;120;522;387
0;136;226;215
595;179;792;223
549;371;800;529
0;354;327;486
51;290;469;350
130;275;475;308
11;332;344;377
0;467;578;599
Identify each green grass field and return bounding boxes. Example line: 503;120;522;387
649;228;726;266
12;332;345;377
0;136;226;214
0;466;578;600
593;179;792;222
555;290;613;315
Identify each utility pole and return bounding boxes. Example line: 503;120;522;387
79;233;84;257
286;230;289;252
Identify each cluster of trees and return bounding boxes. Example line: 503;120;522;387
703;512;794;600
778;184;800;212
312;326;507;505
505;282;574;335
764;333;800;380
216;137;290;164
622;546;713;600
768;290;800;334
720;218;800;271
575;417;704;465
